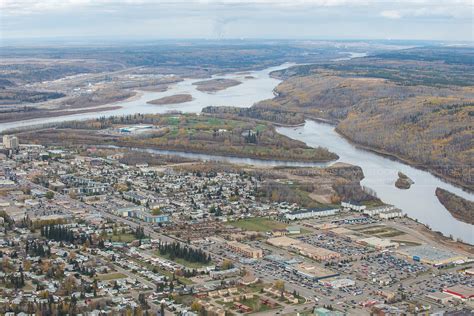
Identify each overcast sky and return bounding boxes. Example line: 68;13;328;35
1;0;473;42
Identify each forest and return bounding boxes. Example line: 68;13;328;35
157;242;211;264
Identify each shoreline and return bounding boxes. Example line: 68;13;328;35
334;125;473;194
289;114;472;194
0;106;122;125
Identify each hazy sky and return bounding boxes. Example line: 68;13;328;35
1;0;473;42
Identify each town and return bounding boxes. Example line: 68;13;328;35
0;135;473;316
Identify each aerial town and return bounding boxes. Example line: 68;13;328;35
0;134;472;316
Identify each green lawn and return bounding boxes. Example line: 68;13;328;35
230;217;287;232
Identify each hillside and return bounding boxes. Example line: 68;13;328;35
255;47;474;190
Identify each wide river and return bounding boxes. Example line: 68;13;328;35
1;63;473;243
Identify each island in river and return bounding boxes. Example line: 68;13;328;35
395;171;414;190
147;94;193;105
436;188;474;225
15;113;339;163
192;78;241;92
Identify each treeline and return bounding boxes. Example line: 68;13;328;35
58;113;165;130
158;242;211;264
40;224;96;246
202;106;305;125
26;240;51;257
0;90;65;105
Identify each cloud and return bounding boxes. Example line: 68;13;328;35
1;0;472;41
381;10;402;19
1;0;472;16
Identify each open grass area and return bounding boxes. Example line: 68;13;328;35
229;217;287;232
391;240;422;247
110;233;136;243
95;272;127;281
358;226;405;238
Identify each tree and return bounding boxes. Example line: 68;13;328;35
45;191;54;200
274;280;285;295
221;259;234;270
190;300;201;312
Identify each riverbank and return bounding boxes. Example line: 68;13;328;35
335;126;473;194
435;188;474;226
0;105;122;125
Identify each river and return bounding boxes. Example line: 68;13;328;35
276;121;473;244
1;62;473;243
0;63;292;132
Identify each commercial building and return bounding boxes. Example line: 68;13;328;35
397;245;467;266
226;241;263;259
320;278;356;289
357;237;398;250
289;263;339;281
443;285;474;300
293;242;341;261
425;292;453;304
2;135;19;150
209;267;240;280
267;236;341;261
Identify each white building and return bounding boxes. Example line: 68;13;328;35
378;209;403;219
2;135;19;150
285;207;339;220
364;205;403;219
341;201;366;212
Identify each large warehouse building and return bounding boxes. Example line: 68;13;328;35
443;285;474;301
397;245;468;266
